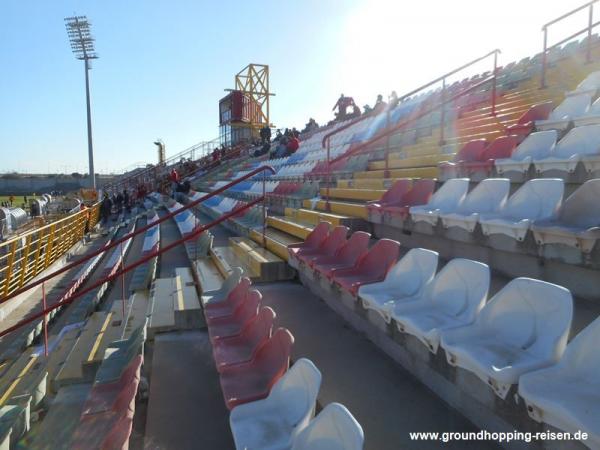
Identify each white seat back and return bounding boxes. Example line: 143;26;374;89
511;131;557;161
554;124;600;158
478;278;572;360
456;178;510;214
554;316;600;380
291;403;364;450
500;179;564;221
575;70;600;92
379;248;438;297
426;259;489;320
270;358;322;434
427;178;470;211
548;93;592;121
557;178;600;227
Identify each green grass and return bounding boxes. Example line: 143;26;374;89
0;194;38;207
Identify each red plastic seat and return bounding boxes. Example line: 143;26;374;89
506;101;554;138
461;135;520;176
380;179;436;219
312;231;371;279
208;289;262;343
288;222;330;260
205;277;252;321
219;328;294;410
366;179;412;220
331;238;400;296
71;409;134;450
213;307;276;372
297;225;349;266
82;355;143;415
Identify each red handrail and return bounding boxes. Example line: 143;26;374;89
0;165;275;305
0;196;265;339
319;72;497;205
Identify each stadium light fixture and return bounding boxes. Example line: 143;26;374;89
65;15;98;190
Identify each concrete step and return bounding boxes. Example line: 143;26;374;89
229;237;294;282
267;216;313;239
319;187;385;202
303;199;368;220
249;228;301;262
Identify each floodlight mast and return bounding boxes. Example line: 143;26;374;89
65;15;98;190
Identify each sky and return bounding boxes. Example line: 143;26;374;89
0;0;587;174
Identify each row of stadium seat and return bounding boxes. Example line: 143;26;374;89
290;228;598;447
442;125;600;181
200;268;364;449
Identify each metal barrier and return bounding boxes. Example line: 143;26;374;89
322;49;501;210
541;0;600;88
0;202;100;299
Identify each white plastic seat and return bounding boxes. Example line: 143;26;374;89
200;267;244;306
494;131;557;176
230;358;322;450
518;317;600;449
479;179;564;241
358;248;439;323
439;178;510;232
441;278;573;399
532;178;600;253
409;179;470;226
535;92;592;131
291;403;364;450
392;259;489;353
534;124;600;174
567;70;600;96
573;96;600;127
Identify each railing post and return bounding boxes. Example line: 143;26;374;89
588;4;594;63
384;108;391;178
42;281;48;357
541;27;548;89
491;50;498;116
326;138;331;212
262;171;267;249
439;78;446;145
120;242;125;318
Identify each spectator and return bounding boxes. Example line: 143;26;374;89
363;104;373;114
123;189;130;212
271;137;289;159
373;94;387;113
9;195;14;206
254;141;271;157
274;130;283;142
389;90;399;108
350;104;361;119
287;135;300;154
101;193;112;225
260;125;271;144
303;118;319;133
291;127;300;138
332;94;355;121
170;168;180;197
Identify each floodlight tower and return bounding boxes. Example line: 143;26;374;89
65;15;98;190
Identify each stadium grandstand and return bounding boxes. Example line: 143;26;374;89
2;1;600;449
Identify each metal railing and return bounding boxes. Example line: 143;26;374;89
0;203;100;299
0;165;275;354
322;49;501;208
105;137;221;192
541;0;600;88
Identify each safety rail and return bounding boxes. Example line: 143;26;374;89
0;196;265;342
0;165;274;358
322;50;501;209
541;0;600;88
105;137;221;192
0;202;100;299
0;165;275;306
321;49;501;151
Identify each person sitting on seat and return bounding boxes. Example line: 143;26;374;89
287;135;300;154
363;104;373;114
271;137;289;159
